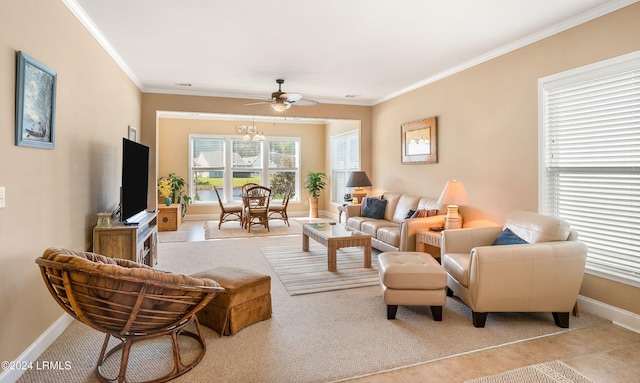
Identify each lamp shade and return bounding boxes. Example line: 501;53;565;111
437;180;470;206
346;171;372;188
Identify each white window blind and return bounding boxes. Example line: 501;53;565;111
330;130;360;203
539;51;640;287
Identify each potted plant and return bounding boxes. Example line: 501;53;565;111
303;171;327;218
158;173;192;218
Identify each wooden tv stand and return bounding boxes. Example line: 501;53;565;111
93;211;158;266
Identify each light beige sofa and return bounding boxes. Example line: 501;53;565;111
344;192;445;253
441;210;587;328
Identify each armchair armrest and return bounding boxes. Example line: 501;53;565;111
441;226;502;255
399;215;446;251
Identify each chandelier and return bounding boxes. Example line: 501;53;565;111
237;125;265;141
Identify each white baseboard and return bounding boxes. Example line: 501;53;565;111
577;295;640;333
0;314;73;383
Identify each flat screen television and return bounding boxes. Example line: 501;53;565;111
121;138;150;224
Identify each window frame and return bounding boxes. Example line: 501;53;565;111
538;50;640;288
189;134;301;205
330;129;360;204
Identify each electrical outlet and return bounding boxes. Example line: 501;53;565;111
0;186;5;208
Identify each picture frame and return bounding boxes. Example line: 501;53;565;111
401;116;437;164
128;126;137;142
15;51;57;149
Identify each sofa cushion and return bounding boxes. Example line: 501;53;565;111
392;194;421;223
380;192;402;221
492;228;528;245
376;226;402;248
362;197;387;219
417;198;441;211
346;216;377;231
441;253;471;288
361;220;399;238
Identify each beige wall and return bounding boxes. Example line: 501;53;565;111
143;93;372;214
0;1;142;362
158;117;327;216
371;3;640;314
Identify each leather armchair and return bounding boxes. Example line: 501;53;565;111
441;210;587;328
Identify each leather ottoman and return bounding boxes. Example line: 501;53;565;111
378;252;446;321
191;267;272;335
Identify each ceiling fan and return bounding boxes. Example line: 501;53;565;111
246;79;319;112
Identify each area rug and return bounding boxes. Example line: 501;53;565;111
465;360;594;383
157;230;189;243
261;243;380;295
204;217;304;239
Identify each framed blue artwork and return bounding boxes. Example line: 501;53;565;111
15;51;57;149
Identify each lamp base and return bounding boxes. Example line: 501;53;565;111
444;205;463;230
352;187;367;201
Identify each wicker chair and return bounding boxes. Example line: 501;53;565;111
36;248;224;383
268;184;293;226
213;185;244;229
244;185;271;233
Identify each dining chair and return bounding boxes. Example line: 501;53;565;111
244;185;271;233
268;184;293;226
213;185;244;229
241;182;259;194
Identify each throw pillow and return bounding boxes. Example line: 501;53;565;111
411;209;439;218
362;198;387;219
405;209;416;219
492;228;528;246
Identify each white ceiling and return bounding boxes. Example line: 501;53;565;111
66;0;633;107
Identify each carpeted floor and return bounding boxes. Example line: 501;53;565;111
464;360;594;383
157;230;189;243
19;236;608;383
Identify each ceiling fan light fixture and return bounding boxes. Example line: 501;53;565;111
271;102;291;112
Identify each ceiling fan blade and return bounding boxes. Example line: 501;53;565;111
244;100;274;106
291;98;319;106
282;92;302;102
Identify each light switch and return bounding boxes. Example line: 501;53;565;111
0;186;5;208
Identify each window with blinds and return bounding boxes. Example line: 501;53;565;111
539;51;640;287
330;130;360;203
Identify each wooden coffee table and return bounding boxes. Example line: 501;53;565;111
302;223;372;272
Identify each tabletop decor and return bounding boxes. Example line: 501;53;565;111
158;177;173;205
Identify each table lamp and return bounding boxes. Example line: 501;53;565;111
437;180;470;229
346;171;372;202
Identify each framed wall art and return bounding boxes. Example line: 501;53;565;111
401;116;437;164
15;51;57;149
